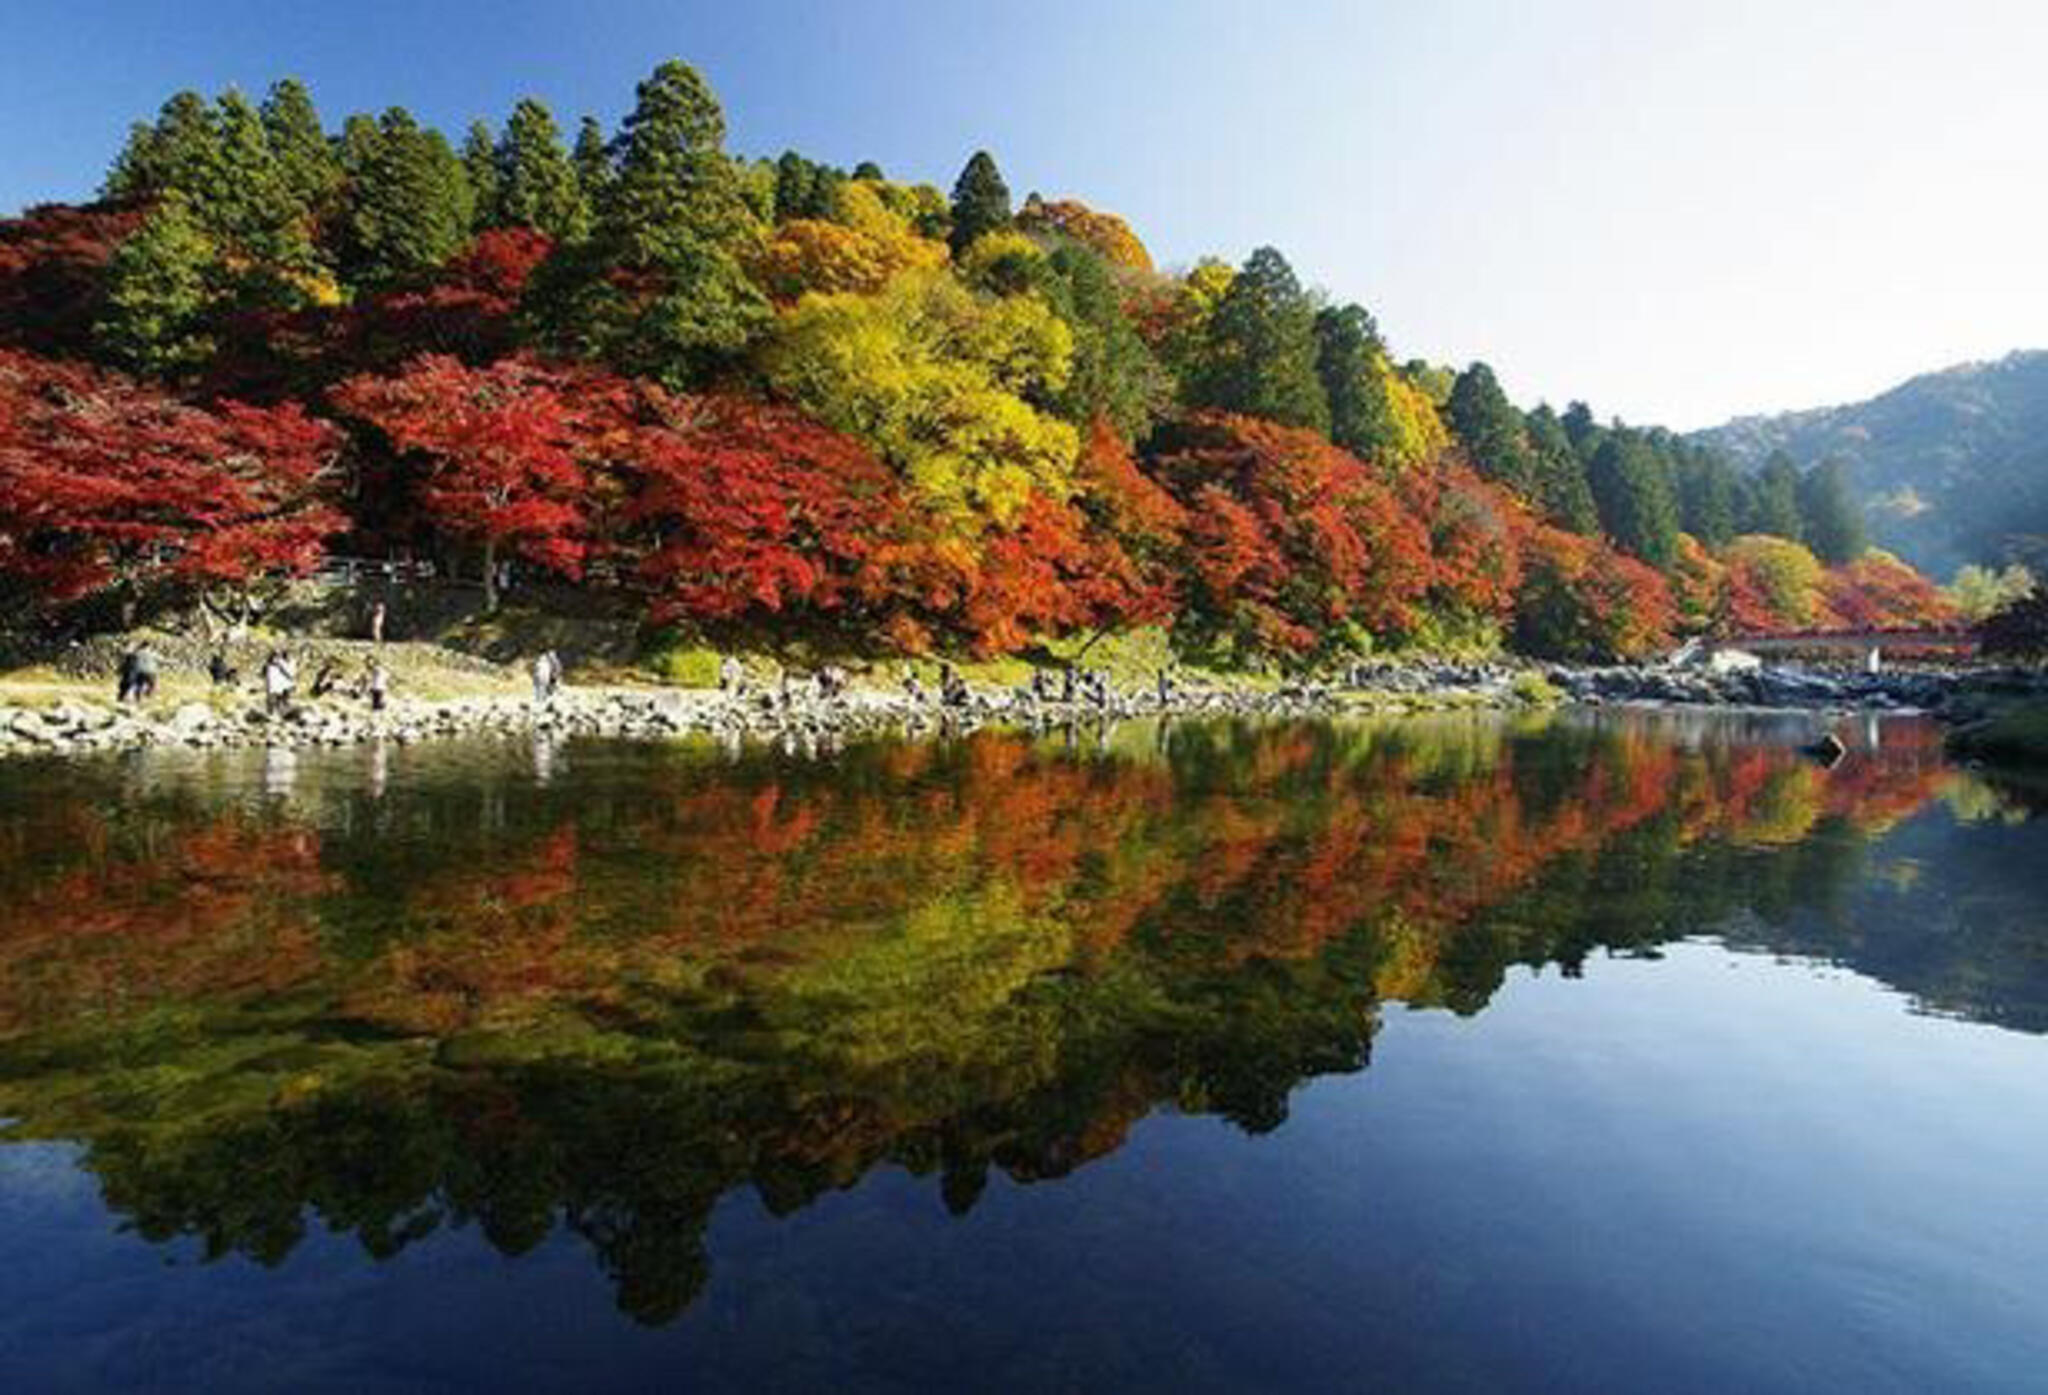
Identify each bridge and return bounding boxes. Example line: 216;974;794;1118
1677;628;1979;673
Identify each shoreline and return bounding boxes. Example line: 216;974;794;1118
2;658;2034;761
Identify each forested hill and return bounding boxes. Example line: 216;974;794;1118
1695;351;2048;578
0;62;1969;665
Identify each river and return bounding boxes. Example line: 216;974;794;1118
0;710;2044;1392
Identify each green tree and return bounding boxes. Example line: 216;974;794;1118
205;89;319;282
1946;563;2034;623
94;192;219;377
1676;447;1740;547
1187;246;1329;433
773;150;845;222
1446;362;1535;494
1314;304;1397;458
1797;457;1866;564
461;120;501;228
1038;240;1171;439
344;108;473;283
1527;404;1600;534
948;150;1012;256
1748;450;1805;539
260;79;339;214
102;91;218;199
530;60;768;386
571;116;614;212
1561;400;1602;461
496;98;587;241
1589;431;1681;568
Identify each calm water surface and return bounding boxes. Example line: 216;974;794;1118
0;710;2045;1392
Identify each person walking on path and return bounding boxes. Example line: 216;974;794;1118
263;651;296;715
366;659;389;713
531;650;561;706
124;645;160;702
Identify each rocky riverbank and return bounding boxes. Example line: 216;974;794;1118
1;658;2039;761
0;675;1484;759
1538;661;2048;712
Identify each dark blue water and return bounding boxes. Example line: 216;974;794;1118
0;712;2043;1392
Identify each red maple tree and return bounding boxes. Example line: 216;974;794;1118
620;394;904;626
0;348;343;616
331;353;611;607
1144;413;1434;659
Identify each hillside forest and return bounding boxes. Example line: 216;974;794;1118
0;61;1984;666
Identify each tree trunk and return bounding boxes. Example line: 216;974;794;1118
483;538;499;614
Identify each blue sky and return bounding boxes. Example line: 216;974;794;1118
4;0;2044;427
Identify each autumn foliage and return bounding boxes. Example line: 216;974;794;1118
0;349;342;610
621;394;904;624
1512;523;1677;661
331;354;607;586
1148;413;1434;657
0;60;1963;664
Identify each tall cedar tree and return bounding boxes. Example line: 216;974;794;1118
948;151;1012;256
1588;432;1681;569
1446;362;1536;495
1038;241;1170;440
530;61;767;387
1525;404;1600;534
1188;246;1330;434
495;98;588;242
206;90;319;286
571;117;614;209
1676;448;1740;546
260;79;340;215
94;193;217;377
1749;451;1805;539
1561;400;1602;460
774;150;845;222
461;121;501;230
103;91;218;200
345;108;473;284
1798;457;1866;564
1314;304;1397;459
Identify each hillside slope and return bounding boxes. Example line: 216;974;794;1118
1694;350;2048;577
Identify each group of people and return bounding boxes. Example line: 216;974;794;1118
719;656;850;707
259;651;390;714
116;644;391;715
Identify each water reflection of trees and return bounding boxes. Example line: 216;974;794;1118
0;713;2027;1323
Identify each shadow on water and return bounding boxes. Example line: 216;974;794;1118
0;708;2039;1326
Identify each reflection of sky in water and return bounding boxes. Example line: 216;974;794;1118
0;714;2042;1392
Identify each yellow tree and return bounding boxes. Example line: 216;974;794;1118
751;182;945;300
760;270;1077;531
1017;194;1154;271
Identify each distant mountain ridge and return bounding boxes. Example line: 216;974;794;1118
1692;350;2048;577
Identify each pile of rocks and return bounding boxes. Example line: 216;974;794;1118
1545;662;2038;713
